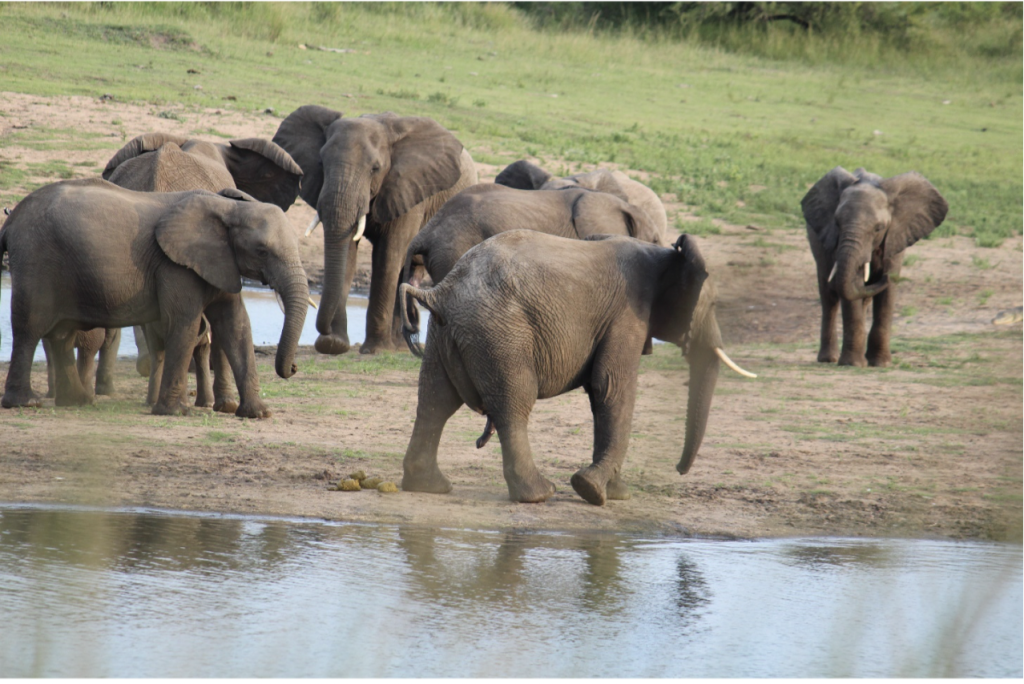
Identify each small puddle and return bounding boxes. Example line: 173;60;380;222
0;504;1020;677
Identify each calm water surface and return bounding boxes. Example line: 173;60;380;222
0;504;1019;677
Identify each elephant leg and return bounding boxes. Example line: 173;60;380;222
142;325;164;406
134;325;151;377
151;319;199;416
837;297;869;367
494;408;556;504
362;211;423;354
95;328;120;395
816;270;840;363
74;332;101;402
867;282;897;367
52;333;93;407
402;345;462;494
205;296;269;419
210;337;238;414
192;339;214;408
572;350;639;505
43;338;56;399
3;328;43;409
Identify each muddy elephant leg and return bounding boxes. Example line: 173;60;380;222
43;338;56;399
75;333;100;401
3;328;43;409
134;325;151;377
362;210;423;354
210;338;238;414
205;296;269;419
192;338;214;408
151;319;200;416
141;325;164;406
52;333;93;407
838;297;869;367
95;328;120;395
402;345;462;494
572;354;639;505
816;270;840;363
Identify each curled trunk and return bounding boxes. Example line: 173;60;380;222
834;248;889;301
271;268;310;379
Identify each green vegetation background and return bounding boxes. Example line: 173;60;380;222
0;1;1020;244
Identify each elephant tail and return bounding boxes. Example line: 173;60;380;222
399;236;427;356
399;283;443;358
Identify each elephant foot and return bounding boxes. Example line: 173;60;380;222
235;399;272;419
45;388;55;399
606;475;631;501
571;466;609;506
95;380;115;396
402;467;453;494
817;350;838;363
55;389;95;407
1;388;43;409
194;396;214;409
213;398;239;414
508;474;556;504
136;355;151;377
315;334;350;355
837;352;868;368
358;337;398;355
152;401;192;416
867;351;891;368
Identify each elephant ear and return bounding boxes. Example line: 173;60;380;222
155;192;242;294
567;169;630;203
219;138;303;212
880;172;948;258
494;160;552;190
103;132;189;180
272;105;343;208
371;113;465;225
801;166;858;254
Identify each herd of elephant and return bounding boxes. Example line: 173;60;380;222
0;103;949;506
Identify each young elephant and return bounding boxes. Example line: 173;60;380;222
802;167;948;367
0;179;309;417
399;182;664;354
399;231;754;505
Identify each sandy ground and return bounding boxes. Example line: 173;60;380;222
1;93;1021;541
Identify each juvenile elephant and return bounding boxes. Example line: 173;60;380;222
103;132;304;409
273;105;478;355
400;182;665;354
495;160;669;243
399;231;755;505
802;167;948;367
0;179;309;417
138;314;220;409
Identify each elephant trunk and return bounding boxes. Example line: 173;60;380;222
271;266;310;379
833;239;889;300
315;174;368;354
678;342;720;475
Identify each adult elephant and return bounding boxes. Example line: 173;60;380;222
0;179;309;417
399;231;755;505
399;182;664;356
802;167;948;367
103;132;304;410
272;105;478;355
495;160;670;243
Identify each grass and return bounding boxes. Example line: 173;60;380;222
0;2;1017;245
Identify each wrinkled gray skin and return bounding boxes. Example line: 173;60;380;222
103;132;303;411
0;179;308;417
400;182;665;355
273;106;478;355
495;160;670;244
400;231;732;506
802;167;947;367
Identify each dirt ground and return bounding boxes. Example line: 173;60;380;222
1;93;1021;541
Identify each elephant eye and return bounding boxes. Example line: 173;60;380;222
256;248;270;259
371;163;382;174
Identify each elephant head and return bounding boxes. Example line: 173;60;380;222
802;166;948;301
102;133;303;211
272;106;466;354
568;188;663;245
648;234;756;475
154;189;309;379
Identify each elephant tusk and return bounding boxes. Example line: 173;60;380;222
206;331;212;346
715;348;757;378
308;296;318;310
864;262;871;282
827;262;838;283
304;212;321;237
274;290;286;314
353;214;366;243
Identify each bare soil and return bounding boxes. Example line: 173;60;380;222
1;93;1021;541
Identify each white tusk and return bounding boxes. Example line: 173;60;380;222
715;348;757;378
308;296;318;310
827;262;838;283
353;214;366;243
304;212;321;237
206;331;212;346
864;262;870;282
274;290;286;314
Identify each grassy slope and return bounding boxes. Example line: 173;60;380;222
0;2;1020;243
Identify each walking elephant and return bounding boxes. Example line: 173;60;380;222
100;132;304;409
495;160;670;243
0;179;309;417
802;167;948;367
272;105;478;355
399;231;755;505
399;182;665;355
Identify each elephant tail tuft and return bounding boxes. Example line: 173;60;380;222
399;283;442;358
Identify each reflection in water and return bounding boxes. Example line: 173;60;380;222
0;505;1020;678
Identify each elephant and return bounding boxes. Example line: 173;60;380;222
41;329;116;399
0;179;309;417
272;105;478;355
495;159;670;243
398;230;756;505
138;314;225;410
802;167;948;367
399;182;666;355
100;132;304;409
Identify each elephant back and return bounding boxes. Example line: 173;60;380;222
106;139;235;194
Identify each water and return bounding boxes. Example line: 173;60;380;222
0;273;399;363
0;505;1019;678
